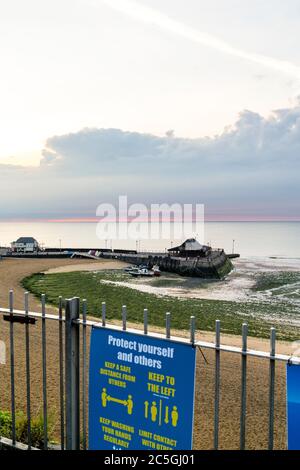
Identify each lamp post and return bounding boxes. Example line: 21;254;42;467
232;239;235;254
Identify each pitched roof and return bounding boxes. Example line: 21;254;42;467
168;238;203;252
15;237;38;244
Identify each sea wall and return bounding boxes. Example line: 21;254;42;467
103;250;233;279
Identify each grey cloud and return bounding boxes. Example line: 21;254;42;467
1;102;300;218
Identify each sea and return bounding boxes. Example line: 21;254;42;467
1;221;300;258
1;221;300;327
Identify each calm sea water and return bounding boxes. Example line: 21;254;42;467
0;221;300;258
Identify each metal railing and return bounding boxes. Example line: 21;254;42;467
0;290;299;451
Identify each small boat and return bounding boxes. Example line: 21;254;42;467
152;265;161;277
128;272;141;277
126;263;161;278
138;268;155;277
127;267;156;277
127;268;141;277
124;266;137;273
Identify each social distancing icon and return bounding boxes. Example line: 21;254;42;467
101;388;134;415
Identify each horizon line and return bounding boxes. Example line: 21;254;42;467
1;216;300;223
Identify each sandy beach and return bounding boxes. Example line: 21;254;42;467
0;258;290;449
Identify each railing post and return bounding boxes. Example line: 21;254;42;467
190;316;195;345
9;290;16;446
58;296;65;450
268;328;276;450
214;320;221;450
122;305;127;331
166;312;171;339
143;309;148;335
240;323;248;450
102;302;106;327
41;294;48;450
65;298;80;450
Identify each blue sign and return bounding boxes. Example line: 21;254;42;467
89;327;196;450
287;364;300;450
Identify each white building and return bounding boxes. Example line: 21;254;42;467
11;237;40;253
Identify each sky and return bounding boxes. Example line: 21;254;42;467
0;0;299;220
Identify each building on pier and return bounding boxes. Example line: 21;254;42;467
167;238;211;258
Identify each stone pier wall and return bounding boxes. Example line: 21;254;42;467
103;250;233;279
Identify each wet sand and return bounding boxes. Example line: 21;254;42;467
96;256;300;302
0;258;290;449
